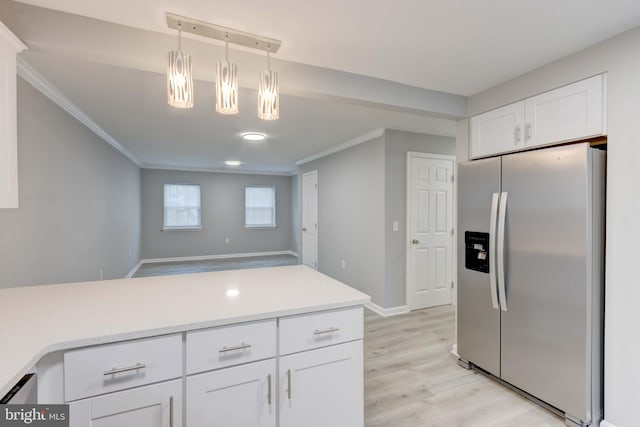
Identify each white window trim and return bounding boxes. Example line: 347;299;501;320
244;185;276;228
163;183;203;231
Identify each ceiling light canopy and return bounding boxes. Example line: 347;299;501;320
242;132;266;141
166;13;282;120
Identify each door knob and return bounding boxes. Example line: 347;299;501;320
302;228;307;232
412;239;419;244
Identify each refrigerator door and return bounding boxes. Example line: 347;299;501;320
457;157;501;376
500;143;592;421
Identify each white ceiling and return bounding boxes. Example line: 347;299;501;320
4;1;640;173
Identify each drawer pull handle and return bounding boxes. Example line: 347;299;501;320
103;362;146;376
287;369;292;400
267;374;272;405
169;395;174;427
314;327;340;335
219;342;252;353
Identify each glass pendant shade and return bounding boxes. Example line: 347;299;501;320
167;49;194;108
258;68;279;120
215;60;239;115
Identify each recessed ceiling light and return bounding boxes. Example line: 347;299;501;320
241;132;266;141
225;160;242;166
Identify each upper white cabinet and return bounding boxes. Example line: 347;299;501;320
470;102;525;158
0;21;27;208
470;74;607;159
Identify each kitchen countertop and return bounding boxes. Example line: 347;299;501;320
0;265;370;397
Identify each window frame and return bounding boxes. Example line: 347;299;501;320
162;183;203;231
244;185;277;229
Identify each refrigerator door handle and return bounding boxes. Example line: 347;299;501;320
497;191;508;311
489;193;500;310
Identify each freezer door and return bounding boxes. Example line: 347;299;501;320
500;143;594;422
457;157;501;376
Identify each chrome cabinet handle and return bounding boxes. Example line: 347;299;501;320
314;327;340;335
287;369;292;400
411;239;419;244
525;123;532;141
103;362;146;376
514;126;521;144
169;396;174;427
267;374;272;405
219;342;252;353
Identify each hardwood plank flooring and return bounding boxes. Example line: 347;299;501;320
364;306;565;427
132;254;298;278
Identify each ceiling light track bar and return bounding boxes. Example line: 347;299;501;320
166;13;281;53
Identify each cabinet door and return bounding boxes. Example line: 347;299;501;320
186;358;276;427
470;102;525;159
68;379;181;427
525;74;606;148
279;341;363;427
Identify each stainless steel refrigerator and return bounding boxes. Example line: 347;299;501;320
457;142;605;427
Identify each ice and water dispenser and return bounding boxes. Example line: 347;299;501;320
464;231;490;273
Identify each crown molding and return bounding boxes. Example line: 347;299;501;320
296;128;386;166
0;21;27;52
142;163;296;176
16;57;142;167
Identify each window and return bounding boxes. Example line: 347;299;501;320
245;186;276;228
163;184;201;229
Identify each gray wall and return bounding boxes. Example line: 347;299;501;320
297;130;456;308
0;78;141;288
141;169;293;259
463;26;640;426
290;174;299;253
298;136;387;305
384;130;456;307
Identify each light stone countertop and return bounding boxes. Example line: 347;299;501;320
0;265;370;397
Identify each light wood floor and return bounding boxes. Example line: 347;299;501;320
364;306;565;427
132;254;298;278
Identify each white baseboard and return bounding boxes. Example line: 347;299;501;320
365;302;410;317
600;421;617;427
125;260;143;279
450;344;459;359
141;250;298;264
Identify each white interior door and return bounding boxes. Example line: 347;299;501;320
302;171;318;269
407;153;455;310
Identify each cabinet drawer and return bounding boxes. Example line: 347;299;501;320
279;306;363;355
186;319;276;375
64;334;182;402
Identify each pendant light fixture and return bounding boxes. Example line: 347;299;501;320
215;34;239;115
165;13;281;116
258;45;279;121
167;25;194;109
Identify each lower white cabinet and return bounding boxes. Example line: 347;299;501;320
68;379;182;427
279;341;363;427
186;358;276;427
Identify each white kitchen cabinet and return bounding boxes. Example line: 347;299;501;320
186;358;276;427
68;379;181;427
524;74;606;148
470;102;525;159
470;74;606;159
0;22;27;208
279;341;363;427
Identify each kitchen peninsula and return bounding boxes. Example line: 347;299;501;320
0;265;370;426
